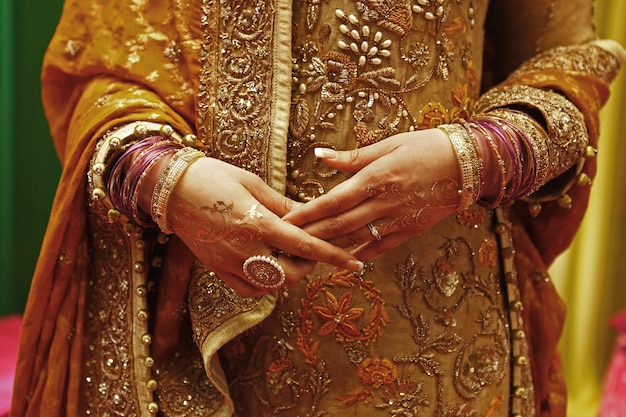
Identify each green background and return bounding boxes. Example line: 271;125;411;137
0;0;64;315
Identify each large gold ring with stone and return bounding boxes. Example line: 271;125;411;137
242;255;285;289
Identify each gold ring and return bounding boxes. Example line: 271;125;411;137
367;222;382;241
242;255;285;289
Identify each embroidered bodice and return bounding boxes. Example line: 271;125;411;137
209;1;527;416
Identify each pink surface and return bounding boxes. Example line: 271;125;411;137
0;315;21;416
599;310;626;417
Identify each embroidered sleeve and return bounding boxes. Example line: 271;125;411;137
475;41;624;211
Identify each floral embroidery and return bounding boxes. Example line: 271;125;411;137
457;205;486;229
404;41;430;70
287;0;480;203
298;270;389;365
434;257;461;298
225;224;512;415
357;358;398;388
314;291;366;339
416;101;450;128
336;359;404;408
478;237;498;268
221;1;523;415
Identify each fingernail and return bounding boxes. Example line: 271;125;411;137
314;147;337;159
348;260;365;271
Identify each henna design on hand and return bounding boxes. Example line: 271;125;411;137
366;179;460;235
169;200;263;249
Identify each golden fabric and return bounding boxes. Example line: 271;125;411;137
10;0;624;416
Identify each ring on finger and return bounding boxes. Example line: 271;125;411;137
242;255;285;289
367;222;383;241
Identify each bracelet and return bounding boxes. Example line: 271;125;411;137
475;117;524;203
89;122;188;227
151;147;206;234
107;137;165;209
468;111;553;206
108;137;182;226
466;121;507;208
489;109;551;193
499;116;539;197
130;147;178;226
475;84;587;188
438;123;482;211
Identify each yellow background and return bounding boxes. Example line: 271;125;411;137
551;1;626;415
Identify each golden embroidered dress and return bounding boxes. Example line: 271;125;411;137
11;1;624;417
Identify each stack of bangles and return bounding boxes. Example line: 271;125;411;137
439;109;552;211
102;129;288;291
106;135;205;233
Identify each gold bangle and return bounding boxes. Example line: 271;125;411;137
89;122;184;226
439;123;482;211
151;147;205;234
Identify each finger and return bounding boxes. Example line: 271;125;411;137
226;202;363;272
327;222;383;248
295;189;397;245
282;178;370;226
267;222;364;272
313;137;401;172
278;254;316;285
350;230;413;260
300;197;392;242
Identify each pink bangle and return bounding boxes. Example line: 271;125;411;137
107;136;183;226
465;121;507;208
130;148;178;226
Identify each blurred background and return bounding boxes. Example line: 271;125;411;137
550;2;626;415
0;0;624;415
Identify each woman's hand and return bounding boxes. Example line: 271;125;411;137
149;157;363;297
283;128;462;260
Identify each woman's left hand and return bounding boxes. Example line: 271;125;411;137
283;128;462;260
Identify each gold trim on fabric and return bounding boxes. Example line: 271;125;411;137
187;261;278;415
129;230;156;416
202;295;277;377
495;208;536;417
267;0;292;193
197;0;291;192
88;122;181;416
512;43;622;85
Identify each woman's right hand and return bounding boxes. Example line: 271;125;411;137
145;156;363;297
